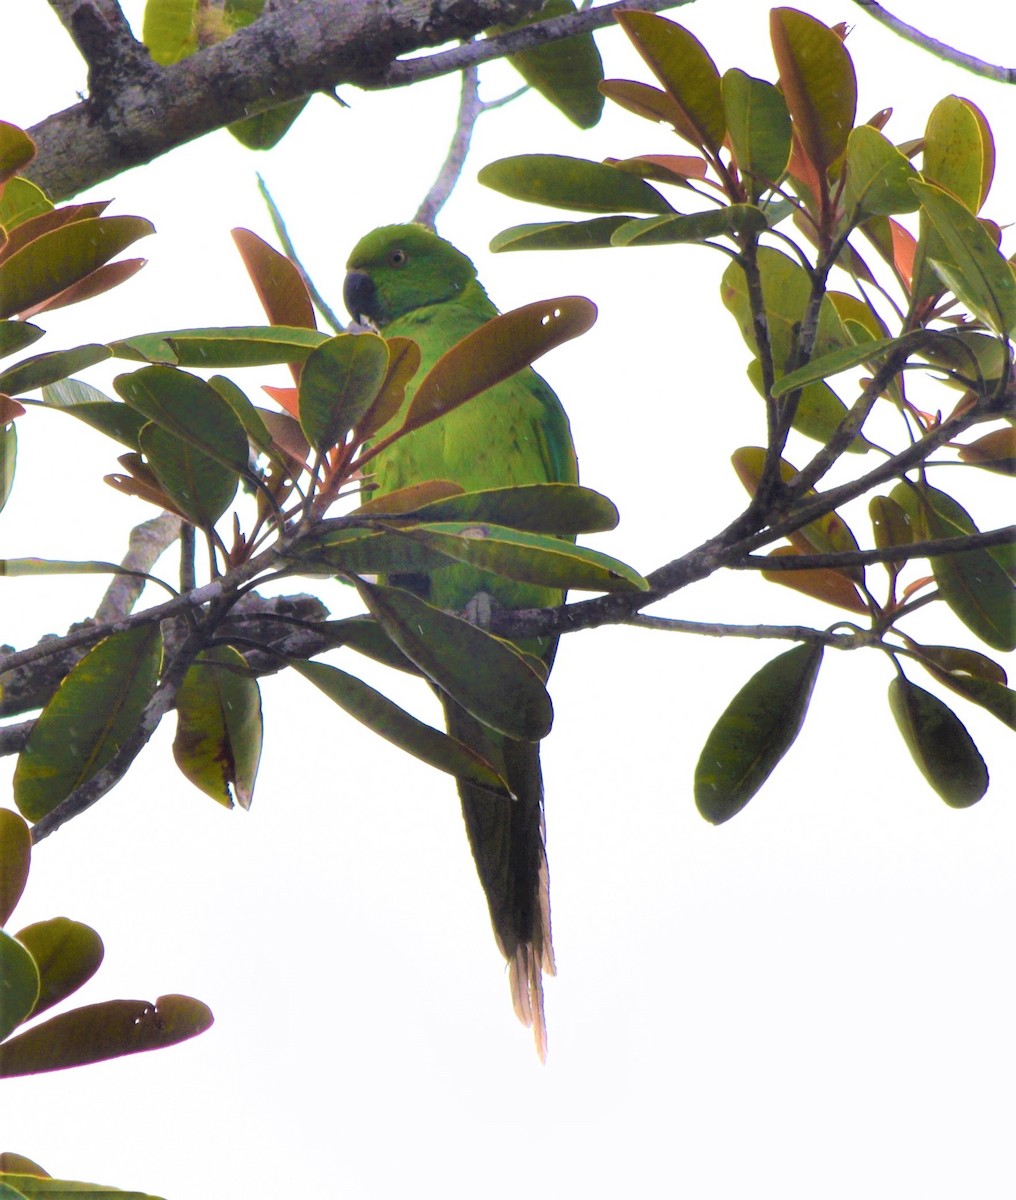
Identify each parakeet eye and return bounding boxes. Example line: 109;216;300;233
389;249;407;266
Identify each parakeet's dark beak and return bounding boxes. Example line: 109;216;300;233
343;269;379;327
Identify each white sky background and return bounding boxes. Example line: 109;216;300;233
2;2;1015;1197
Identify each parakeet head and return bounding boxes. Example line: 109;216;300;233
343;224;479;329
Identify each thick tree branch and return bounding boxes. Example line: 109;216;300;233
852;1;1016;83
27;0;689;202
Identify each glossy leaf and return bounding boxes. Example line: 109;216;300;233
695;644;824;824
0;1176;161;1199
478;154;673;215
208;375;274;452
14;918;104;1018
769;334;906;395
295;661;510;795
888;675;988;807
770;8;856;173
24;257;147;319
411;482;619;534
115;365;251;473
322;614;421;675
497;0;604;129
13;625;163;823
0;994;213;1077
912;181;1016;337
353;337;421;442
917;330;1009;387
958;427;1016;475
0;179;52;232
0;321;44;359
0;201;109;266
296;527;461;578
398;523;648;592
231;227;315;331
0;809;31;927
615;12;725;154
910;645;1015;730
352;479;464;516
173;646;263;810
229;98;308;149
490;217;631;253
355;581;553;741
760;547;867;612
0;217;153;320
611;205;767;247
0;345;111;396
0;423;14;515
598;78;688;129
0;930;39;1042
869;494;912;572
298;333;389;452
722;69;792;192
609;154;710;186
842;125;920;221
111;325;327;366
745;359;871;453
399;297;596;437
0;122;35;185
42;378;147;448
143;0;202;63
922;95;994;216
139;423;238;527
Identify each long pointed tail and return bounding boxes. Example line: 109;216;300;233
442;697;554;1059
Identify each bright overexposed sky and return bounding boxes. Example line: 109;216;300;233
2;3;1014;1198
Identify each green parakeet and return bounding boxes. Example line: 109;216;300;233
344;224;577;1057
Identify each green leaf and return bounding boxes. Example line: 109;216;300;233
0;121;36;186
229;98;308;149
912;181;1016;337
0;810;31;927
869;494;912;571
0;216;154;321
611;205;768;247
14;918;104;1017
958;427;1016;475
142;0;200;64
0;345;111;396
911;645;1015;730
0;994;213;1077
722;69;792;193
695;644;824;824
298;333;389;452
114;365;251;474
496;0;604;129
0;321;44;359
355;581;553;741
0;557;156;580
769;8;856;172
0;930;40;1042
208;375;274;452
173;646;263;810
295;661;511;795
615;12;725;154
398;523;649;592
294;527;460;578
139;422;238;527
922;95;994;216
0;1177;163;1199
411;482;619;534
597;78;688;129
398;296;596;438
478;154;674;215
0;423;14;516
0;179;52;231
745;360;871;453
769;334;905;395
110;325;327;366
842;125;920;221
13;625;163;824
888;675;988;807
322;614;422;675
490;217;631;253
42;378;150;448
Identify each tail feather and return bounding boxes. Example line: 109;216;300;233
442;696;553;1058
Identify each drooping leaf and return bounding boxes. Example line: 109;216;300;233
0;201;109;266
42;378;146;448
298;333;389;452
14;918;104;1018
352;336;421;443
888;674;988;807
0;930;39;1042
231;227;315;331
611;205;767;247
760;547;867;611
0;994;213;1077
495;0;604;129
695;644;824;824
396;296;596;438
746;358;871;453
411;482;619;534
0;344;111;396
111;325;327;366
615;12;725;154
869;494;912;575
842;125;920;221
478;154;674;215
208;375;274;452
294;526;462;578
909;644;1015;730
0;423;14;515
355;581;553;741
114;365;251;474
0;178;52;231
13;625;163;824
0;1175;162;1199
490;217;631;253
722;68;792;193
0;122;35;185
770;8;856;173
912;181;1016;337
0;217;153;320
0;320;44;359
139;422;239;528
0;809;31;927
396;523;649;592
598;78;689;129
958;427;1016;475
352;479;464;517
322;614;422;675
769;334;909;395
295;661;510;795
229;98;308;149
173;646;263;810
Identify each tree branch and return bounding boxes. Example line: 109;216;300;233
414;66;482;231
851;1;1016;83
735;525;1016;572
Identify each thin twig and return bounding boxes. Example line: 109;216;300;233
414;66;482;231
94;512;182;624
734;525;1016;571
621;615;872;647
